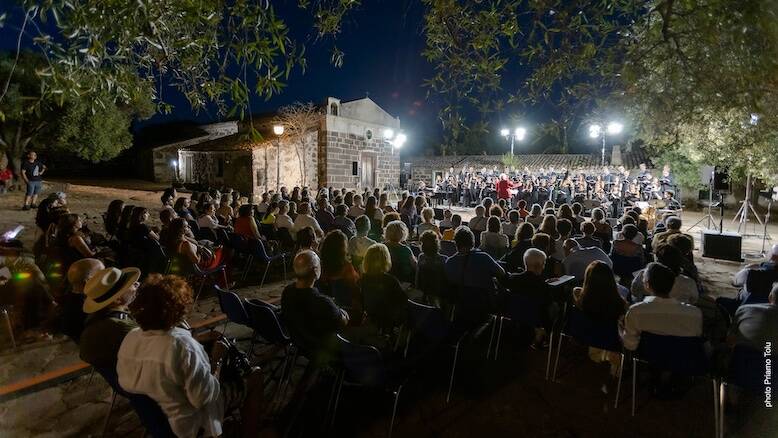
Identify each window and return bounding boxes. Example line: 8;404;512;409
366;129;373;140
217;157;224;177
330;103;339;116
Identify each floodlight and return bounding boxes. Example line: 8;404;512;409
750;113;759;126
607;122;623;135
500;128;510;137
273;125;285;136
383;128;395;140
394;133;407;148
515;127;527;140
589;124;602;138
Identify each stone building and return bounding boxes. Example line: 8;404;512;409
151;121;239;183
152;97;401;201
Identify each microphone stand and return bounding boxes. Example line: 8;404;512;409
761;198;773;257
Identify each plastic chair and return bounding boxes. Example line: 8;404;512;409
631;333;718;436
330;335;409;437
405;299;468;403
491;291;555;380
95;366;174;438
551;306;625;407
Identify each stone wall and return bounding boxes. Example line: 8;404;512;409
250;131;319;200
319;130;400;189
151;121;239;183
179;149;253;195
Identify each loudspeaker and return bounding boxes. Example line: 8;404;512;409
701;231;742;262
713;167;730;191
434;208;445;220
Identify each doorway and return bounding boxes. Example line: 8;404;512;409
360;152;377;189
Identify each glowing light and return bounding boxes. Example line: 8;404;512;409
500;128;510;137
170;159;178;167
607;122;623;135
589;124;602;138
383;128;395;140
514;127;527;141
394;133;407;148
272;125;285;136
14;272;32;280
750;113;759;125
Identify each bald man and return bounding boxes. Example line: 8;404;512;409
59;258;104;342
281;251;347;363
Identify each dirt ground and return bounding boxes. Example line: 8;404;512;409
0;180;775;437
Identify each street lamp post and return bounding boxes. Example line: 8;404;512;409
589;121;623;166
500;127;526;156
273;124;285;192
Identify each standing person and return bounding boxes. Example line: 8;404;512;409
21;150;47;210
0;163;12;194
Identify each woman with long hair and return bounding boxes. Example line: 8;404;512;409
104;199;125;238
116;204;135;242
318;230;362;323
383;221;417;283
480;216;509;259
129;207;159;244
56;213;97;263
361;243;408;333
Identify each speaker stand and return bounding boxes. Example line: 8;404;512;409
688;182;718;233
760;200;773;257
732;174;763;237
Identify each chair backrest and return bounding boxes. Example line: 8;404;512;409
407;299;450;343
336;334;387;387
276;227;295;249
504;291;546;328
409;244;421;258
744;268;778;305
728;343;770;393
216;287;252;327
455;286;496;326
187;219;200;235
245;300;290;345
563;306;622;352
635;332;708;375
328;279;354;310
229;233;250;252
610;252;645;278
143;238;170;275
259;223;275;240
440;240;457;257
95;366;174;438
196;227;219;243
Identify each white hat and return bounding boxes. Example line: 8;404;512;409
83;267;141;313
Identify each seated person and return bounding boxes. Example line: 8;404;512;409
282;251;348;363
164;218;224;271
360;244;408;331
621;262;703;351
468;205;488;234
445;226;505;290
730;243;778;305
611;224;644;259
526;204;544;227
666;233;698;281
197;202;232;233
0;248;54;334
118;274;267;437
234;204;263;241
128;207;159;244
79;267;140;370
319;230;362;321
55;213;101;264
158;208;174;243
416;207;442;239
651;216;691;252
552;218;573;262
332;204;357;239
503;248;555;347
348;194;366;218
439;209;454;229
59;258;104;342
384;221;417;284
480;216;510;260
292;202;324;239
501;210;521;239
728;283;778;349
348;216;376;271
315;197;335;232
533;233;562;278
574;221;603;249
562;239;612;283
415;230;447;302
631;244;698;304
274;200;294;231
173;197;195;221
502;222;535;273
442;214;462;241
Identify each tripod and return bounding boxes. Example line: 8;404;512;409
688;173;718;232
761;199;773;257
732;174;763;236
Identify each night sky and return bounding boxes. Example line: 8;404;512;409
0;1;604;156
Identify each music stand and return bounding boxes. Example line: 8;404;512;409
732;174;763;236
688;168;718;232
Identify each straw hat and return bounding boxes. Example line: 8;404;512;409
83;267;141;313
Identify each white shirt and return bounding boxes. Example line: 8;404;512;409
256;202;269;214
621;296;703;350
563;246;612;280
349;235;376;261
292;213;323;238
348;206;365;217
631;270;699;304
197;214;220;230
117;327;223;437
275;214;294;230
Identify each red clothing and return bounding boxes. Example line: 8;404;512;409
496;179;514;200
0;168;12;181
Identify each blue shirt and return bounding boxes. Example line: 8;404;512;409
445;250;503;289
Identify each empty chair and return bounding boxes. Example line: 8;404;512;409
551;306;625;406
631;333;718;436
405;299;468;403
330;335;410;437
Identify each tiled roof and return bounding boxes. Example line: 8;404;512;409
408;148;649;171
